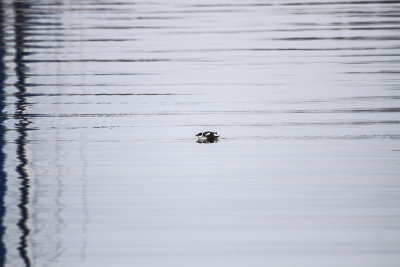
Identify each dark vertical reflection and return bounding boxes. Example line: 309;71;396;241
13;1;32;266
0;1;7;266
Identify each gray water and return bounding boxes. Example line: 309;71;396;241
1;0;400;266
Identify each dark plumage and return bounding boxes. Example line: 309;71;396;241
196;131;220;143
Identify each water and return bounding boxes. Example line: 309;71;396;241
1;0;400;266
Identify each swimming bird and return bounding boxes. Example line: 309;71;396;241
196;131;219;143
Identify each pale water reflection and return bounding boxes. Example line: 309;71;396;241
1;0;400;266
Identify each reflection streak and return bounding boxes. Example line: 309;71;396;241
0;1;7;265
13;1;32;266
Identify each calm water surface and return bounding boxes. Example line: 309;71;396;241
1;0;400;266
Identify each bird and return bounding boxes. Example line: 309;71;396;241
196;131;219;143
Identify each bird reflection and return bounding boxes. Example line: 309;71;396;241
197;139;219;144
